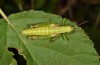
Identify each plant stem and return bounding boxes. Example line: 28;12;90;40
93;11;100;29
14;0;24;11
0;8;15;29
31;0;35;9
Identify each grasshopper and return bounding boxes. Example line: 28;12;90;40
21;18;74;41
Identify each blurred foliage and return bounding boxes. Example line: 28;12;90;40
0;0;100;64
34;0;46;9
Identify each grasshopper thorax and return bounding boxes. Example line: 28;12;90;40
63;26;74;33
57;26;73;34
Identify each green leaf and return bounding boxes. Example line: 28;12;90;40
10;59;17;65
0;19;14;65
0;10;100;65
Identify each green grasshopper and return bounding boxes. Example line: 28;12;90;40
21;18;74;41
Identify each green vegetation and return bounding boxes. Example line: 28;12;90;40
0;0;100;65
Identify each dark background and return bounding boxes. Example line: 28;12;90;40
0;0;100;65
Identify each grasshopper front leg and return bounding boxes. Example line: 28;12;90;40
62;33;69;41
61;18;66;26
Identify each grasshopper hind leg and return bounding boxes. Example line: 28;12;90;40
31;22;56;28
26;36;37;40
31;24;39;28
27;35;57;40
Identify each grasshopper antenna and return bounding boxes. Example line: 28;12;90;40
77;21;89;27
73;20;89;30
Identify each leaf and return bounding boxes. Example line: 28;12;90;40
0;19;14;65
10;59;17;65
0;10;100;65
